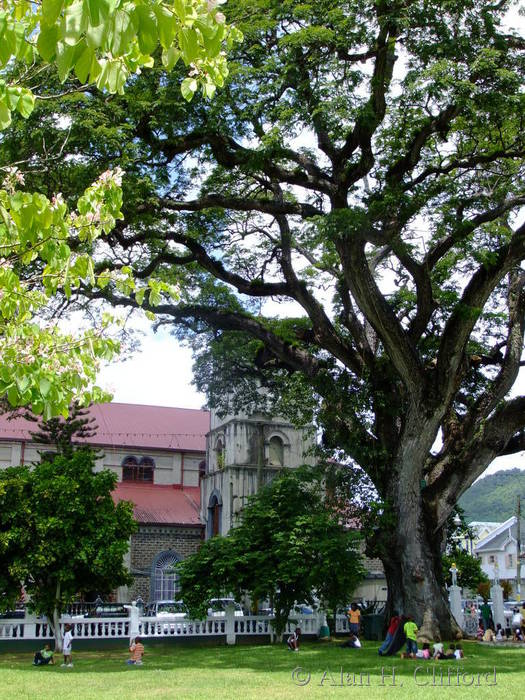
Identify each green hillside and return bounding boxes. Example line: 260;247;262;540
458;468;525;522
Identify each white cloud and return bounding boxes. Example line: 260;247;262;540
98;328;205;409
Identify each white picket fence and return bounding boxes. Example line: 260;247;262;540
0;611;331;644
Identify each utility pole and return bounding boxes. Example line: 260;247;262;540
517;496;521;602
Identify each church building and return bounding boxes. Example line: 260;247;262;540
0;402;315;602
0;401;385;605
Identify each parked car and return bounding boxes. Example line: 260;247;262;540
292;603;315;615
0;608;25;619
207;598;244;617
145;600;188;618
503;601;521;621
257;607;274;616
84;604;129;618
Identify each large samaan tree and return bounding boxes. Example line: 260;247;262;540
3;0;525;638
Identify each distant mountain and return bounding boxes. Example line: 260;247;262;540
458;468;525;523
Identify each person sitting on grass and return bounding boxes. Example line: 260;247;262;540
432;642;444;659
454;643;464;659
287;627;301;651
415;642;431;659
495;624;505;641
127;636;145;665
482;627;495;643
33;643;54;666
434;643;456;660
512;626;523;642
341;633;361;648
403;615;418;659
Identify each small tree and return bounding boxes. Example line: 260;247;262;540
23;401;98;459
178;467;365;638
500;579;513;600
477;581;491;603
0;449;136;650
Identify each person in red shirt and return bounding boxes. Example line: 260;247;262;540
378;610;401;655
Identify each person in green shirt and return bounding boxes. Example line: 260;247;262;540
403;616;418;658
33;643;54;666
480;601;492;631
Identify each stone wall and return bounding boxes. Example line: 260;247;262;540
128;524;203;602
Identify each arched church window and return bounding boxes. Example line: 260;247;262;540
215;436;225;470
122;455;155;482
268;436;284;466
152;551;181;601
207;491;222;537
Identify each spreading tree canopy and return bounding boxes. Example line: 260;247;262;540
3;0;525;638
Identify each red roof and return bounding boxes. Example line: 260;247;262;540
0;402;209;453
112;482;202;526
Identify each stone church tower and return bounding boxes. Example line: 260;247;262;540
200;407;314;538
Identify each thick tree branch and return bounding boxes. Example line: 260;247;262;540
406;148;525;191
426;395;525;528
436;222;525;401
338;18;398;189
275;212;364;374
160;194;322;220
386;105;460;187
474;269;525;417
427;196;525;269
88;290;322;378
336;238;425;394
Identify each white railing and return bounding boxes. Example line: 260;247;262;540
336;614;350;633
0;612;324;644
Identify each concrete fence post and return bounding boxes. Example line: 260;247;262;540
225;603;236;645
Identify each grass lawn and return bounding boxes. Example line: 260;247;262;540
0;639;523;700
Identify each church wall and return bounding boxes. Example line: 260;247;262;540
0;439;204;487
128;525;203;602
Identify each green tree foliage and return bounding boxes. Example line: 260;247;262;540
3;0;525;637
0;1;239;418
0;449;136;648
477;581;491;602
459;469;525;522
0;1;242;128
500;579;514;600
178;467;365;637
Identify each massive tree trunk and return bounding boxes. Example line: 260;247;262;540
372;407;462;640
381;488;459;641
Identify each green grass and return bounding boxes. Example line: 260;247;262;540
0;640;523;699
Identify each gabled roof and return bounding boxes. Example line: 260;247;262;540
112;482;202;526
0;403;209;453
474;516;516;552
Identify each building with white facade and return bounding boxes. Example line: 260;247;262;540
474;516;525;584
